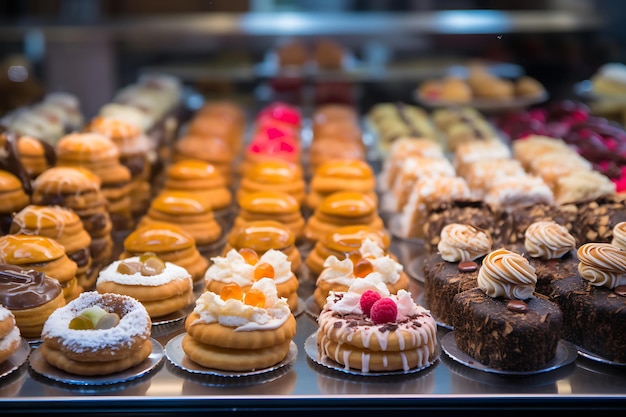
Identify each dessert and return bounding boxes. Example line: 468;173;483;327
417;76;472;103
223;220;302;273
590;63;626;97
451;248;563;372
40;291;152;376
11;205;93;291
548;243;626;363
467;67;515;100
576;193;626;245
313;237;409;310
236;159;306;206
234;191;305;243
515;75;546;98
138;190;223;249
0;264;65;339
307;137;366;176
192;101;246;154
611;221;626;250
0;304;21;364
316;275;438;372
367;102;437;152
97;253;194;318
172;135;235;186
304;191;385;244
0;170;29;234
241;127;300;177
0;234;80;302
204;248;299;312
0;133;55;182
422;224;493;327
314;38;345;70
183;277;296;371
120;221;209;285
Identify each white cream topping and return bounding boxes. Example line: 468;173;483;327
190;278;291;331
484;175;554;211
205;249;294;286
0;305;11;322
611;222;626;251
437;223;492;262
554;170;616;205
577;243;626;289
0;327;20;352
97;257;193;287
524;221;576;260
477;249;537;300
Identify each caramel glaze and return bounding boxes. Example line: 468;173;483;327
0;263;62;309
321;225;390;255
124;222;195;252
228;220;295;252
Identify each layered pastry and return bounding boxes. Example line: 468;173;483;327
548;243;626;363
40;291;152;376
223;220;302;273
55;132;133;232
138;190;222;249
31;166;114;281
172;134;235;186
451;248;563;372
186;109;244;157
483;174;555;213
0;133;55;181
452;137;512;177
305;225;391;280
417;76;472;103
460;158;527;200
0;264;65;339
236;160;306;206
192;101;246;154
317;275;438;372
432;107;498;152
10;205;92;292
234;191;305;243
611;221;626;250
0;304;21;364
183;277;297;371
0;170;29;234
241;128;301;178
304;191;385;244
313;237;409;310
204;248;299;312
97;253;194;318
307;137;366;176
511;135;575;172
120;221;209;285
311;104;359;137
305;159;376;211
422;224;493;327
0;234;80;302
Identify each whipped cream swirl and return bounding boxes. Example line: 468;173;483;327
611;222;626;251
437;224;492;262
577;243;626;289
477;249;537;300
524;221;576;260
205;249;293;286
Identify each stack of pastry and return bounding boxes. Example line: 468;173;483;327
224;220;302;273
11;205;92;290
97;253;194;319
236;159;306;206
205;248;300;312
120;221;209;285
0;133;55;182
55;132;133;233
31;166;114;284
0;234;80;302
0;304;21;364
234;191;305;243
431;106;498;152
0;170;30;234
183;277;296;371
172;133;235;186
186;101;246;157
0;264;65;339
137;190;223;251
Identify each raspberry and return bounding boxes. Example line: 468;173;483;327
359;290;381;316
370;298;398;324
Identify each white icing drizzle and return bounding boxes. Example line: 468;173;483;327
97;257;193;287
524;221;576;260
611;222;626;251
577;243;626;289
477;249;537;300
437;224;492;262
12;205;81;240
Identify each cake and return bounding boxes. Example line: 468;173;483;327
577;193;626;245
548;243;626;363
0;170;30;234
183;277;296;371
422;224;493;327
0;304;21;364
316;275;438;372
313;237;409;310
204;248;299;312
97;253;194;319
451;248;563;372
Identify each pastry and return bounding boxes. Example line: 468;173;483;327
590;63;626;97
234;191;305;243
0;133;55;181
97;253;194;318
314;38;344;70
0;304;21;364
120;221;209;285
611;221;626;250
137;189;223;249
451;248;563;372
468;68;515;100
304;191;385;244
437;76;473;103
0;264;65;339
313;237;409;310
515;76;546;98
276;40;308;68
307;137;366;175
183;278;296;371
241;128;300;178
40;291;152;376
0;170;29;234
0;234;80;302
317;275;438;372
172;135;235;186
193;101;246;154
204;248;300;312
10;205;92;293
367;102;437;152
236;159;306;206
223;220;302;273
576;194;626;245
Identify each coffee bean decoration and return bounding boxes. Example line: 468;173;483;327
458;261;478;273
507;300;528;313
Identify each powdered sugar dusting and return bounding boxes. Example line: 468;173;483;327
0;305;11;321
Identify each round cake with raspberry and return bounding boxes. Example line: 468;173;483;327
316;276;438;373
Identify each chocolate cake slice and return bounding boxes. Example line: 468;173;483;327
576;194;626;245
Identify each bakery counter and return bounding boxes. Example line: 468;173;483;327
2;238;626;415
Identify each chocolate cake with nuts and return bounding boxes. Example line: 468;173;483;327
576;194;626;245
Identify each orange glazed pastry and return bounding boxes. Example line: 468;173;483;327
224;220;302;272
0;234;80;302
172;135;235;186
138;190;222;250
11;205;93;290
204;248;300;312
307;137;366;176
234;191;305;242
305;225;391;279
55;132;133;232
0;264;66;339
120;221;209;285
236;159;306;206
187;104;245;156
0;304;21;364
304;191;385;244
0;133;54;181
306;159;376;210
0;170;29;234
